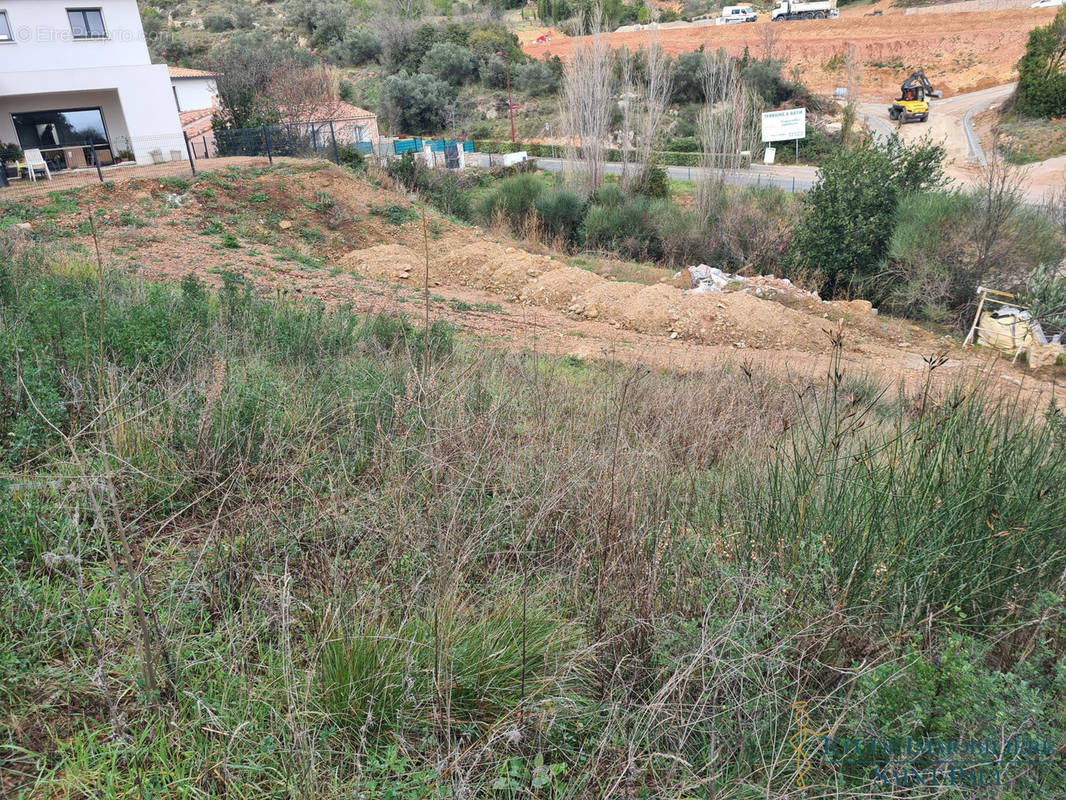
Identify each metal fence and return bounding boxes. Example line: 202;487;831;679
0;132;196;199
1;119;478;200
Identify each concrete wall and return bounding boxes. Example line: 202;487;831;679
0;0;153;73
903;0;1034;12
172;77;216;112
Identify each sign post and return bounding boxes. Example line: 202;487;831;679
761;107;806;165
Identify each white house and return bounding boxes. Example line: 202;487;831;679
0;0;185;171
169;66;216;113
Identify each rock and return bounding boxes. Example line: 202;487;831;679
847;299;873;314
279;220;293;229
585;304;599;319
14;222;31;230
1028;341;1064;370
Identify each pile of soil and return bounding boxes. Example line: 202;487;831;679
335;232;882;351
337;244;425;282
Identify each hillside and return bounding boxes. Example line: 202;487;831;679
4;161;1059;398
3;160;1066;797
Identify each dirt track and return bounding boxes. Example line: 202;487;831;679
523;4;1058;101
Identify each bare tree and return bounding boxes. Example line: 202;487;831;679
696;51;760;221
972;144;1027;285
619;41;674;194
760;19;781;63
263;63;338;125
560;8;612;195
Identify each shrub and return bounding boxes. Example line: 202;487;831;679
477;173;544;227
379;71;453;134
876;184;1063;327
744;370;1066;632
336;144;365;170
789;136;946;298
589;182;624;208
535;188;584;242
740;59;793;106
1026;262;1066;339
671;51;707;104
1014;6;1066;118
582;195;663;260
666;136;700;153
202;12;234;32
632;163;670;199
480;55;508;90
327;26;383;66
420;42;477;86
386;151;419;190
283;0;353;49
512;60;560;94
876;190;978;322
467;24;524;62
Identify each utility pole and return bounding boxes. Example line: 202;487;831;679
496;51;516;143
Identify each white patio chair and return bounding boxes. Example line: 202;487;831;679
24;148;51;182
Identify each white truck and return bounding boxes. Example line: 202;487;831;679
717;4;758;23
771;0;838;20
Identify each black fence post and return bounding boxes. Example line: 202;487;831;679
329;120;340;165
90;141;104;183
183;132;197;177
264;126;273;165
201;135;209;160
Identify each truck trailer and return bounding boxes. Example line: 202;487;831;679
771;0;838;20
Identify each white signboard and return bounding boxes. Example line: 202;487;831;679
761;108;806;143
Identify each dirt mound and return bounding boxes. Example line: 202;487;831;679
569;281;645;319
436;242;560;293
522;267;606;307
337;244;425;282
610;284;702;338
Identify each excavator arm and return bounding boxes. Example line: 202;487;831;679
900;71;943;99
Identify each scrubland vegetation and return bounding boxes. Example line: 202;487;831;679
1;2;1064;795
2;217;1065;796
389;132;1064;332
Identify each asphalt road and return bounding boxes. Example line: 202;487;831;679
858;83;1016;167
479;84;1021;196
487;155;821;193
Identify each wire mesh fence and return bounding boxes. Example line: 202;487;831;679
0;117;456;199
0;133;195;199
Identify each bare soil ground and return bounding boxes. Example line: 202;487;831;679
6;159;1060;405
523;6;1059;102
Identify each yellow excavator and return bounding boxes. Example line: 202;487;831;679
888;71;942;124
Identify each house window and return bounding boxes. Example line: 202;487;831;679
67;8;106;39
11;107;113;170
0;11;13;42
